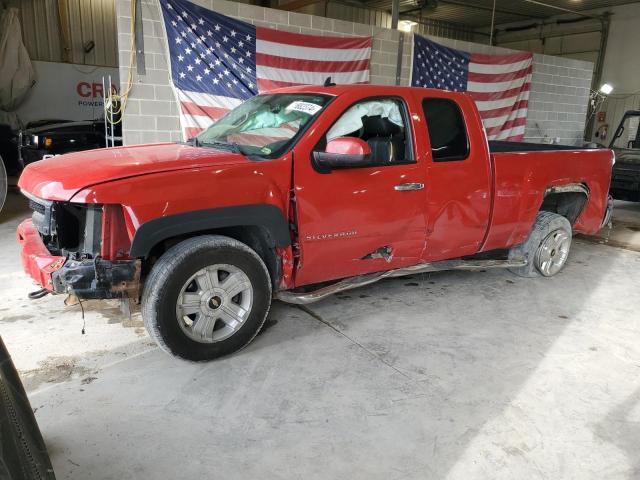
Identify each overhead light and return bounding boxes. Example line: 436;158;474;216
398;20;417;32
599;83;613;95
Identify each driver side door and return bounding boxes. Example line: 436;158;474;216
291;94;427;287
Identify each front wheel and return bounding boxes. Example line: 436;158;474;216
142;235;272;361
508;211;572;278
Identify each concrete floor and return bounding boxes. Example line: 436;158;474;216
2;188;640;479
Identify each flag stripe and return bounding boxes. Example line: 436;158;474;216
481;108;529;129
467;65;532;83
256;26;372;50
485;117;527;137
467;74;531;93
256;39;372;62
256;65;369;86
181;101;229;120
468;59;533;74
255;53;370;74
470;52;533;64
474;91;531;112
467;85;531;101
478;100;529;119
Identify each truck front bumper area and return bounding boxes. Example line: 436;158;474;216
17;219;141;300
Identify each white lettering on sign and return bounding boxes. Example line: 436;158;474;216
286;101;322;116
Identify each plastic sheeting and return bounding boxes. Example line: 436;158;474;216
327;99;403;140
0;8;35;128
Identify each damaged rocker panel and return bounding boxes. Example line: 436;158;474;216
275;257;527;304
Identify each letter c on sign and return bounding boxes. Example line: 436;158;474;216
77;82;92;97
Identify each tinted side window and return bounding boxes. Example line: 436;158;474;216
422;98;469;162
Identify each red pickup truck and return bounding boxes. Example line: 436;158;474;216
17;85;614;361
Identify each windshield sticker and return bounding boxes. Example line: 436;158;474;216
286;101;323;116
261;147;272;155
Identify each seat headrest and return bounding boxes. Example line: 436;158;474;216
362;115;401;137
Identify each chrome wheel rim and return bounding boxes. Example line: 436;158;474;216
535;229;570;276
176;264;253;343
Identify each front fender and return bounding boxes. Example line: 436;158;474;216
129;204;291;258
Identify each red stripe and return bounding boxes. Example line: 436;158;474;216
468;84;531;101
184;127;203;138
484;117;527;137
257;26;372;50
468;66;532;83
478;100;529;119
257;78;369;92
470;52;533;64
255;53;370;73
257;78;305;91
181;101;229;120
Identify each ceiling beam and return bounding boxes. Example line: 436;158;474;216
522;0;604;20
276;0;326;11
430;0;549;20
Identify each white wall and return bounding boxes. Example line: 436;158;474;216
600;3;640;95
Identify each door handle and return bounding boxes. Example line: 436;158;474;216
394;182;424;191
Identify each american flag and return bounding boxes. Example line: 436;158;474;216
160;0;372;139
411;35;533;141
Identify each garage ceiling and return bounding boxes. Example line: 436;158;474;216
353;0;640;27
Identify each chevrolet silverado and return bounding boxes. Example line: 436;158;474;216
17;85;614;361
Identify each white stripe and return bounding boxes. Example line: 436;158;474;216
468;73;531;93
491;124;526;140
475;91;530;111
480;108;529;129
257;39;371;62
468;59;532;75
257;65;369;85
181;114;216;129
177;90;243;109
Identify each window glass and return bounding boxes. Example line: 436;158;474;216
422;98;469;161
325;98;412;165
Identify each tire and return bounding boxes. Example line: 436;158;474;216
0;158;7;214
0;337;56;479
142;235;272;361
508;211;572;278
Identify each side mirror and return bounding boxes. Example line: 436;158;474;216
313;137;372;173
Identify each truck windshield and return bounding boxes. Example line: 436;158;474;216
194;93;331;158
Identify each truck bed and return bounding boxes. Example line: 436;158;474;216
489;140;585;153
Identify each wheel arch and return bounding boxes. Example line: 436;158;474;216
130;204;290;288
540;183;589;225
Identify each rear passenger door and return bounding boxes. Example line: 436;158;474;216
417;94;492;261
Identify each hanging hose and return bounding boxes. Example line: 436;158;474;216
27;288;49;300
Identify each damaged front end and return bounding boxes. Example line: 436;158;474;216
17;192;140;301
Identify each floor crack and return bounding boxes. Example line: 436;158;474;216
291;304;411;379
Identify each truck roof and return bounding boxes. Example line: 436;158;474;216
267;83;469;100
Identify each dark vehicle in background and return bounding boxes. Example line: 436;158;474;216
0;336;56;479
18;119;122;167
609;110;640;202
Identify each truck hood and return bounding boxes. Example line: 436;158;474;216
18;143;249;201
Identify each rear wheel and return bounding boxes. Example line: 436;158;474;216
508;211;572;278
142;235;272;361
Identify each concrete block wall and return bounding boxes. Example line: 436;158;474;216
116;0;593;146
